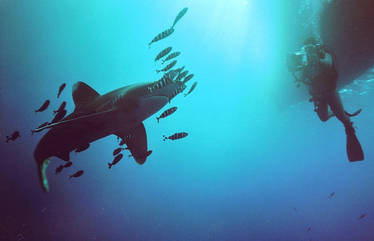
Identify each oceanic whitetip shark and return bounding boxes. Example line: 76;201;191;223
33;74;186;192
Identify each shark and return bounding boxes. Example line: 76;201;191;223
33;74;186;192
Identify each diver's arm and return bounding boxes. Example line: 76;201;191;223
319;52;333;67
297;71;312;86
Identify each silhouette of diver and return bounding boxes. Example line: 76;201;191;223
287;37;364;162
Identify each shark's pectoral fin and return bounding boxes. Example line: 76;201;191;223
115;123;148;165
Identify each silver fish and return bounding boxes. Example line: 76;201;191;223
155;47;172;62
184;82;197;97
176;70;189;81
35;100;50;113
162;51;181;64
172;7;188;28
156;60;177;73
149;28;174;47
163;132;188;141
183;74;194;84
53;101;67;115
108;154;123;169
69;170;84;179
57;83;66;98
157;107;177;122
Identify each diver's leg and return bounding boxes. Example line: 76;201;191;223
327;91;351;127
328;91;364;161
313;97;331;122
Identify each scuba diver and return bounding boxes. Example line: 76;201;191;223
287;37;364;162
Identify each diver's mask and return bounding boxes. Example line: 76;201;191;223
287;44;324;72
287;43;326;84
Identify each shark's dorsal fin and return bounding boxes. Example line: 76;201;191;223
72;81;100;108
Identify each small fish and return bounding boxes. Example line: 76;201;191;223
157;107;177;122
184;82;198;97
163;132;188;141
156;60;177;73
35;100;50;113
328;192;335;199
63;161;72;168
5;131;20;143
55;165;64;174
175;66;185;74
75;143;90;153
176;70;189;81
172;7;188;28
108;154;123;169
53;101;67;115
162;51;181;64
155;47;172;62
113;147;124;156
183;74;194;84
31;122;49;135
165;69;180;81
358;213;366;220
51;109;67;123
69;170;84;179
307;227;311;232
149;28;174;47
119;139;126;146
57;83;66;98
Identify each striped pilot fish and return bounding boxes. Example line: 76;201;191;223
156;107;178;122
163;132;188;141
155;47;172;62
149;28;175;47
156;60;177;73
184;82;197;97
176;70;189;81
182;74;194;84
162;51;181;64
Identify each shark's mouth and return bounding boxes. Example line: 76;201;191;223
147;72;186;101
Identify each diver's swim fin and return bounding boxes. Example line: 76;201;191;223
346;127;364;162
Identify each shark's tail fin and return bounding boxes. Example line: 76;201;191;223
37;159;51;192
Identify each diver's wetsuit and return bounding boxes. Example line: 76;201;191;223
302;46;352;130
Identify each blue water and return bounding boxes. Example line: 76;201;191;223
1;1;374;240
